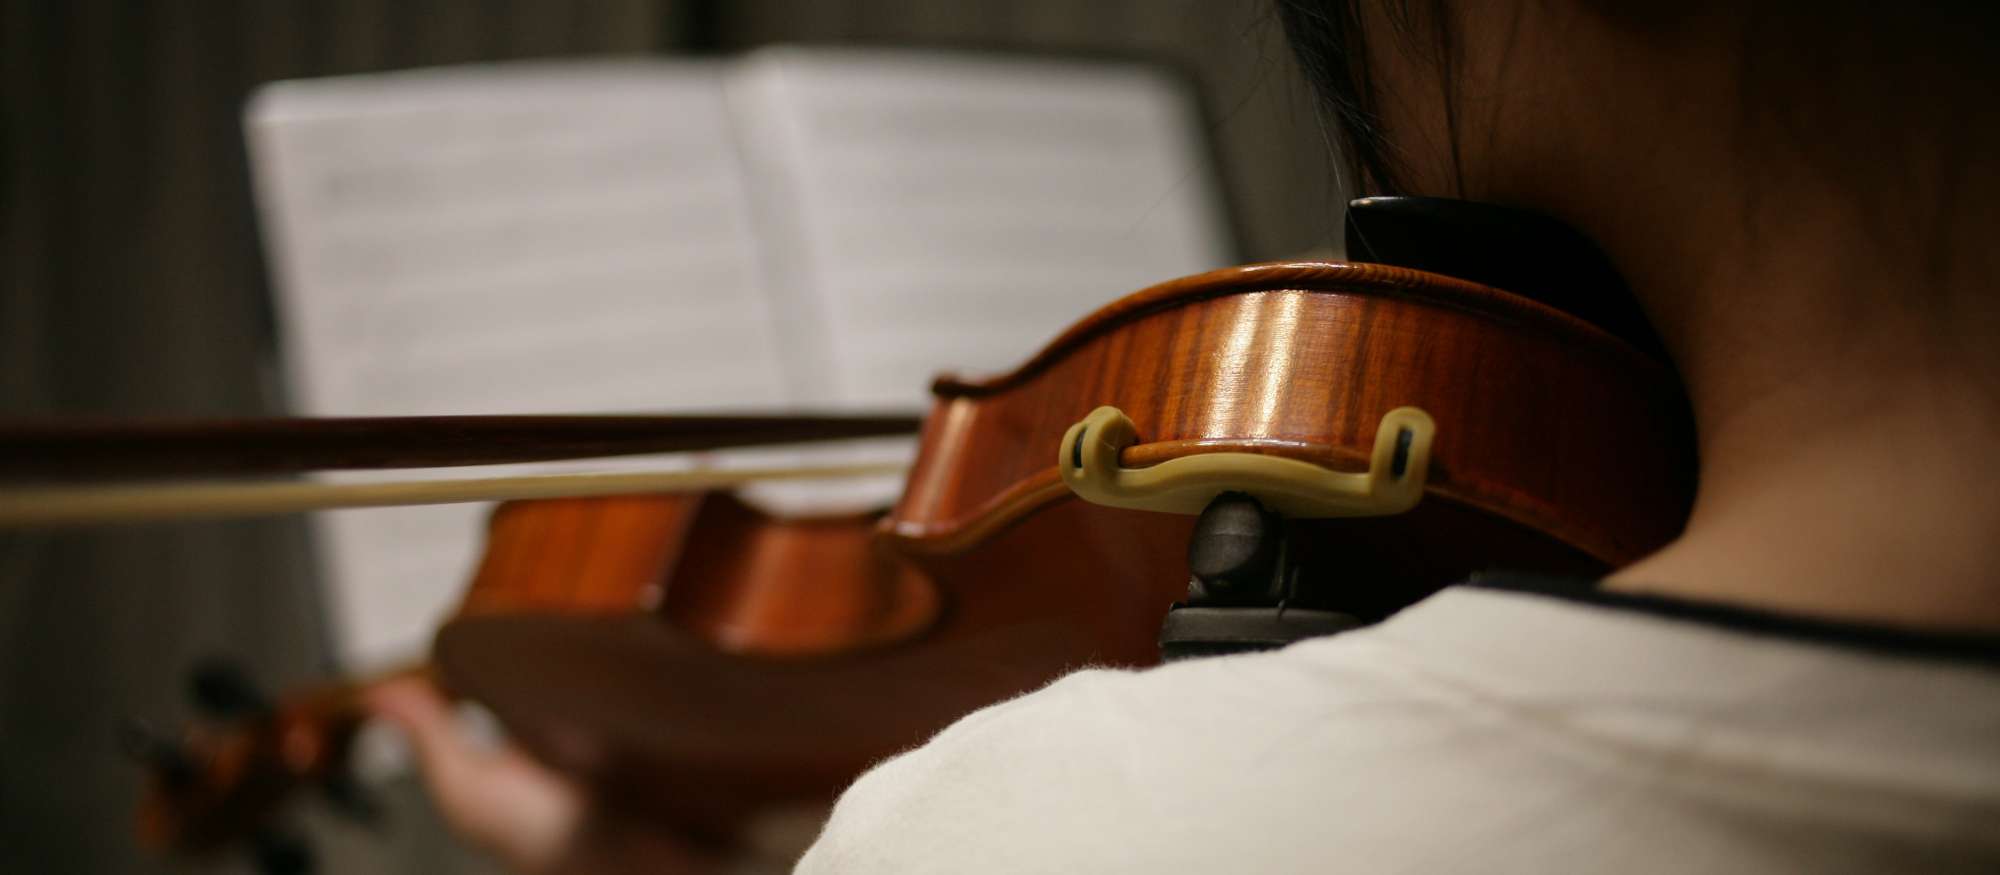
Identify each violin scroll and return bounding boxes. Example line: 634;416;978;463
124;659;408;867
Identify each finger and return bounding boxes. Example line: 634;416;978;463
364;679;583;872
364;678;457;756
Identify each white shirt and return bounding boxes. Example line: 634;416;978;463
796;585;2000;873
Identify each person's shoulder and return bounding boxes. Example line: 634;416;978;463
795;635;1413;873
876;631;1408;763
797;587;2000;873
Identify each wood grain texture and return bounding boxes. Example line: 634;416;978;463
457;493;937;657
886;261;1692;568
435;260;1696;845
458;495;704;617
661;494;937;656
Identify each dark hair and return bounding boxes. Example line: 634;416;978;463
1275;0;2000;379
1273;0;1456;197
1274;0;2000;214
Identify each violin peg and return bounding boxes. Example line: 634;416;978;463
189;656;273;720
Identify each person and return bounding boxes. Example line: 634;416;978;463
369;0;2000;871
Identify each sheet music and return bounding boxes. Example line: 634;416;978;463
727;48;1235;407
248;51;1235;669
249;62;788;667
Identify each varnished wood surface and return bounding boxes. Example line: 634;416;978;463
438;613;1098;841
435;260;1695;846
141;493;927;853
929;262;1670;397
439;500;1190;832
662;494;937;656
887;261;1693;567
1;412;920;481
457;494;937;656
458;495;705;616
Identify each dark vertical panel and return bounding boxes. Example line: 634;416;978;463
0;0;55;412
46;0;119;411
330;0;392;72
679;0;722;52
1;3;687;873
1012;1;1095;43
416;0;498;66
0;2;328;873
501;0;582;58
143;0;260;413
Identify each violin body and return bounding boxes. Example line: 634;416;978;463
133;256;1694;855
136;494;913;854
431;260;1694;843
459;492;934;655
889;260;1690;609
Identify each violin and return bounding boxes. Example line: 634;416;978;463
426;255;1690;846
12;198;1694;864
123;490;930;860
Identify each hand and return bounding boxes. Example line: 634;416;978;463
365;678;719;874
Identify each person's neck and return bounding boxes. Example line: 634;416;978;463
1585;181;2000;631
1605;385;2000;631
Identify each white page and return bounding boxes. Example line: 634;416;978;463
726;48;1236;408
248;51;1237;670
248;61;791;668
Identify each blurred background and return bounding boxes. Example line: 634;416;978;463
0;1;1340;871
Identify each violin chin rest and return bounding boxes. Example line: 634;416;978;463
1059;405;1435;518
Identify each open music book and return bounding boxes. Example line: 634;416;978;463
247;47;1234;668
